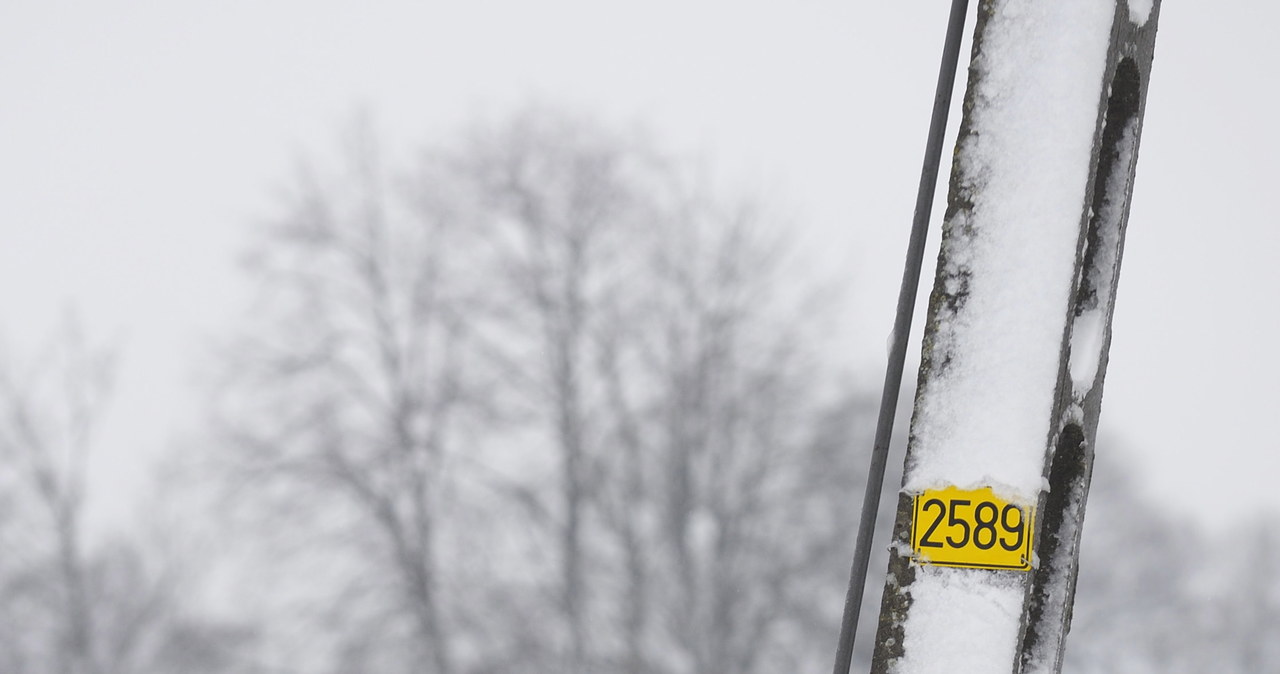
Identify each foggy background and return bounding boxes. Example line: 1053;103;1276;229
1;2;1276;672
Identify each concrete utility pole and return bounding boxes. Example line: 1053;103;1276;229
871;2;1161;673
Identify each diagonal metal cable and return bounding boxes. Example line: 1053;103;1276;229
831;1;970;672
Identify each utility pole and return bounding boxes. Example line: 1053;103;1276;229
870;2;1161;673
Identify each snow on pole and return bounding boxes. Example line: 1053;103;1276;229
869;2;1161;673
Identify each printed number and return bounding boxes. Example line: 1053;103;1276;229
973;501;998;549
919;498;1026;551
946;499;971;547
999;503;1025;551
919;499;946;548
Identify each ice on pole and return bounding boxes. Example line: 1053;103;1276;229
871;1;1162;673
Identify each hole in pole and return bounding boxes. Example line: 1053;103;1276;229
1021;57;1144;670
1069;58;1143;390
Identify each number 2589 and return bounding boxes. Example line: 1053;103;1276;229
910;487;1034;571
918;498;1025;550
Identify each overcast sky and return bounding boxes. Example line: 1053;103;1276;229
2;1;1276;535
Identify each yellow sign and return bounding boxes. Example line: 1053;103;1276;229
911;486;1034;571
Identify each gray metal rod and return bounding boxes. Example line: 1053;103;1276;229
830;1;969;671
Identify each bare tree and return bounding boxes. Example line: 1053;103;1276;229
458;111;653;672
0;320;114;674
0;322;228;674
216;109;872;674
216;119;478;674
1061;453;1280;673
455;111;867;673
593;185;866;674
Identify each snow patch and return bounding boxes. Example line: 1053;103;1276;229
1127;0;1153;26
895;566;1027;673
1068;308;1105;388
903;0;1117;505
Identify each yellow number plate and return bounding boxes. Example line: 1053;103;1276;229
911;486;1035;571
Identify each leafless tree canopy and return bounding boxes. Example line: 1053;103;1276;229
0;111;1276;674
0;322;235;674
211;110;871;674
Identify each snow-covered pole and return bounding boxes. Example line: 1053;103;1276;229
870;2;1160;673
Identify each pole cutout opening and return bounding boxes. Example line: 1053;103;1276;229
1068;58;1143;393
1020;57;1144;672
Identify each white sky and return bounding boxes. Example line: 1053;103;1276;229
1;1;1276;534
